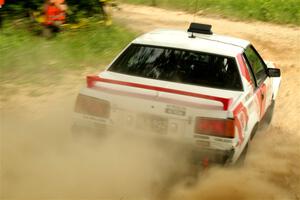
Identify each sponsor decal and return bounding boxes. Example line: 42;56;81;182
233;102;249;145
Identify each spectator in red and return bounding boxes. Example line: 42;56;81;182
0;0;4;8
0;0;4;29
43;0;67;38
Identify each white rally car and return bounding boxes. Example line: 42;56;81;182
73;23;281;165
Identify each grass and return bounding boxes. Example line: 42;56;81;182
0;19;136;86
120;0;300;25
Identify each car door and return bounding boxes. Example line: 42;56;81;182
243;45;271;119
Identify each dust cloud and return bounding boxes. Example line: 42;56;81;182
169;128;300;200
0;92;193;200
1;85;300;200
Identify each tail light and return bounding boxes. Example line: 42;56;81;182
195;117;235;138
75;94;110;118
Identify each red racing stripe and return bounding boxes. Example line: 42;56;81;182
87;75;232;110
233;102;249;144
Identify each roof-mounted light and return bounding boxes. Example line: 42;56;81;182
187;23;213;38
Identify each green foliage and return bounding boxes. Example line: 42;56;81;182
1;0;41;18
0;21;136;85
2;0;106;22
120;0;300;25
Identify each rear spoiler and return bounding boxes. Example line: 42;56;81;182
87;75;232;110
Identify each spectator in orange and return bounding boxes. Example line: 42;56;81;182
0;0;4;29
43;0;67;37
0;0;4;8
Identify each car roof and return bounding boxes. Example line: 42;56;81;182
132;29;250;57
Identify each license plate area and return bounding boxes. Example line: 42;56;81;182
136;114;168;134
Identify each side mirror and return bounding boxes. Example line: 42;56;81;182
267;68;281;77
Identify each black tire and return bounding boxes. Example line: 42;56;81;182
235;142;249;166
236;123;258;165
260;100;275;129
250;123;259;140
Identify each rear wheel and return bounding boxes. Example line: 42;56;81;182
235;142;249;166
236;124;258;165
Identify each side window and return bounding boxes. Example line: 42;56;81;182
244;45;267;86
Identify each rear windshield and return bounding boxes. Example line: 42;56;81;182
108;44;242;91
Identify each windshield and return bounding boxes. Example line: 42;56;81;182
108;44;243;91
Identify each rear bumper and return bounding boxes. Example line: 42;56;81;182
72;115;235;165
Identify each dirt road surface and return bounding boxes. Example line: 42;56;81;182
1;4;300;200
